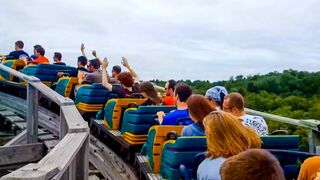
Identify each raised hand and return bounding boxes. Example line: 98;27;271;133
121;57;130;68
57;72;64;77
92;50;97;57
102;57;109;69
81;43;85;52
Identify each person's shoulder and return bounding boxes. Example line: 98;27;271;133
39;56;49;62
203;156;226;166
78;67;88;72
8;51;16;55
182;124;193;136
162;96;174;104
21;50;29;55
243;114;264;121
198;157;225;179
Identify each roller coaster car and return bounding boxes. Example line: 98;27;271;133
136;132;304;180
0;59;26;81
135;126;207;180
21;64;76;86
90;101;177;163
178;149;315;180
54;77;78;98
74;83;117;117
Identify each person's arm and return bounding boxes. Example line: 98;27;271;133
77;71;86;84
92;50;103;66
93;51;112;81
121;57;139;83
156;111;165;124
81;43;88;60
57;72;64;77
102;58;113;91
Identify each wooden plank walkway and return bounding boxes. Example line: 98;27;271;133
0;107;60;152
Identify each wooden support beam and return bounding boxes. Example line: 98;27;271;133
0;143;45;168
27;85;38;143
4;130;27;147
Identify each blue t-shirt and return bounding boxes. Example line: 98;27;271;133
161;109;189;125
182;122;205;136
197;157;226;180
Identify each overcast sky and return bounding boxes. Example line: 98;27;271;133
1;0;319;81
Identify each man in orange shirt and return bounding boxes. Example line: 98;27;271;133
27;46;49;65
162;79;176;106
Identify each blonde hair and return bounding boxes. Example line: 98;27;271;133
203;111;261;159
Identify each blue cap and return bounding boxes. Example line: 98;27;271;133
205;86;228;103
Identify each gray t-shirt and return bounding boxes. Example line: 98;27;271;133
83;70;102;84
197;157;226;180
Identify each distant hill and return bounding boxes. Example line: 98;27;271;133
152;69;320;150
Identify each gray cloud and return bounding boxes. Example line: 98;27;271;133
1;0;320;81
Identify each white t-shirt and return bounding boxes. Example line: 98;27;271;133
241;114;268;136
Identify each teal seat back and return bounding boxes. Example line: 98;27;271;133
120;106;176;135
55;78;69;96
0;61;15;80
22;64;75;82
103;99;117;128
268;149;315;179
145;128;157;171
261;135;300;151
75;83;114;105
160;137;207;180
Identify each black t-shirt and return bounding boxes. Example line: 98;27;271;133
7;50;29;59
53;62;66;66
141;99;155;106
112;83;140;98
69;67;88;77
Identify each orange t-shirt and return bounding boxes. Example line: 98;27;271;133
29;56;49;65
298;156;320;180
162;95;174;106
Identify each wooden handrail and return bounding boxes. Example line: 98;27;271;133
0;64;89;179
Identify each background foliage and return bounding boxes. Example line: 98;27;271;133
152;69;320;151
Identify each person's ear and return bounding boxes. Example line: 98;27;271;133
232;107;239;114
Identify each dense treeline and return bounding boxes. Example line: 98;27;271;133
152;69;320;151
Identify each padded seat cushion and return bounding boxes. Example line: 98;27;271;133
160;137;207;180
121;106;176;135
261;135;300;151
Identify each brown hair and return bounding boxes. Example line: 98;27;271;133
203;111;261;159
15;41;24;49
140;81;161;105
174;83;192;102
117;72;134;87
220;149;285;180
187;95;214;124
224;92;245;111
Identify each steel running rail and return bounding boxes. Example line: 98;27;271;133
0;64;89;179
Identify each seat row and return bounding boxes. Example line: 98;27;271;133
138;126;312;180
0;60;76;86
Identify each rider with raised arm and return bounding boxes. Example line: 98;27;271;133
102;57;140;98
90;49;121;83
